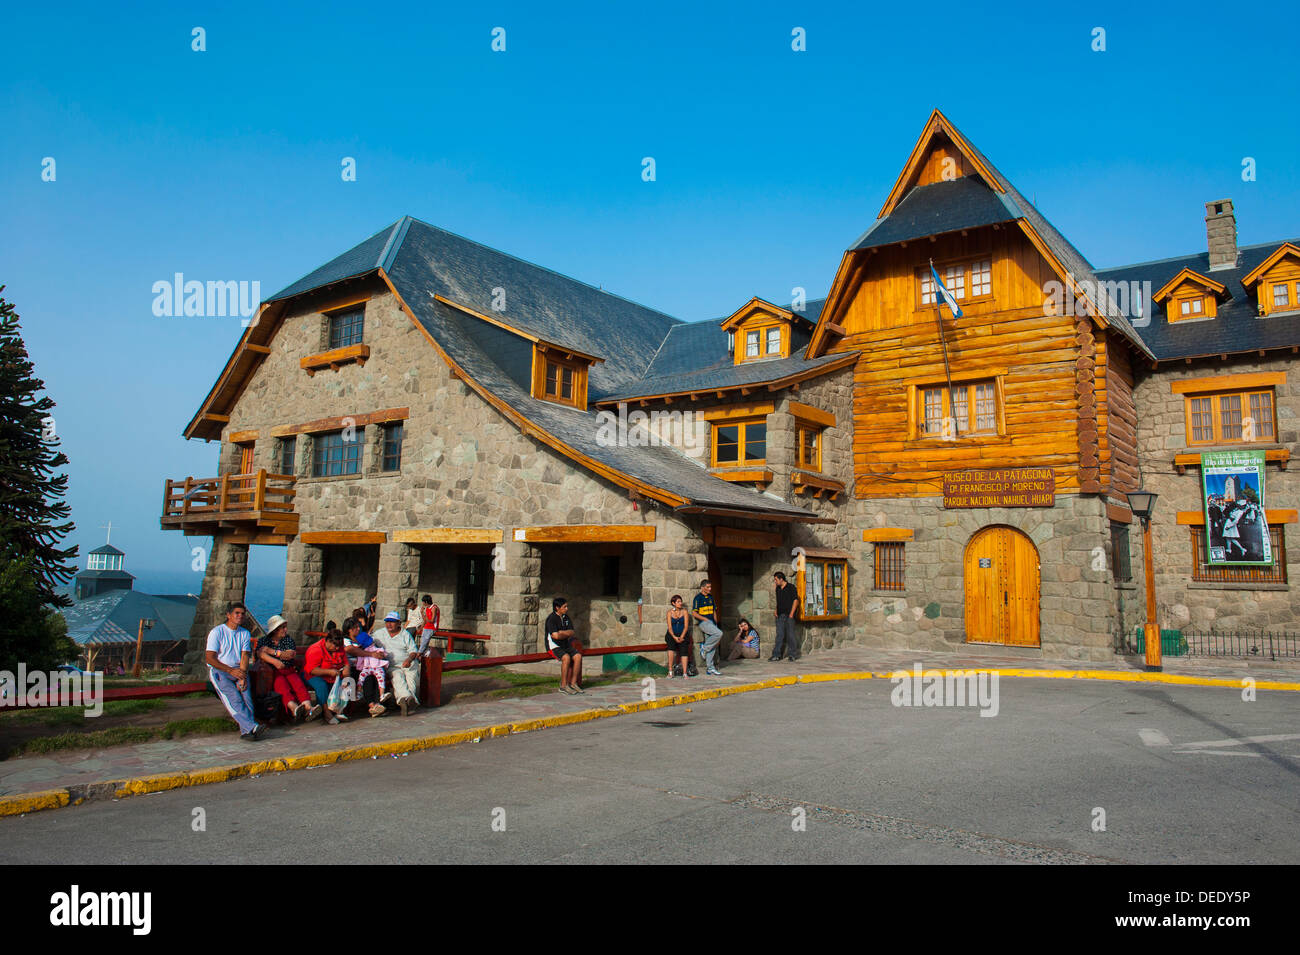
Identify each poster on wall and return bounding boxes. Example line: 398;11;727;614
1201;450;1271;566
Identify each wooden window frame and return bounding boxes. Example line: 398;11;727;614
326;305;365;350
310;429;362;477
1109;521;1132;583
381;421;403;472
1191;525;1287;584
799;557;848;620
912;376;1004;440
1183;388;1276;446
736;323;787;363
277;435;297;476
532;350;589;410
1258;277;1300;316
873;542;905;592
1171;294;1212;321
711;417;767;468
915;256;994;311
796;421;824;472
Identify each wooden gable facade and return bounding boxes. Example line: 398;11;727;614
809;111;1143;504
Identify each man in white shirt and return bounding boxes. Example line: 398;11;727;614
205;602;264;741
374;611;421;715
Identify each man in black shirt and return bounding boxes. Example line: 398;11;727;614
545;597;584;694
771;571;801;661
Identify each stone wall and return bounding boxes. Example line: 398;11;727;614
182;538;249;675
1133;355;1299;633
538;543;643;648
322;544;379;627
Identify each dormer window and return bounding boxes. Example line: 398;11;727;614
1241;242;1300;316
1273;284;1291;310
531;346;592;410
722;297;808;365
744;330;760;358
1154;268;1224;323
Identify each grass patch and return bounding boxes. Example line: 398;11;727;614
0;698;168;728
7;715;236;757
161;717;233;739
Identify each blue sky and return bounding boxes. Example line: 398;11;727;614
2;0;1298;586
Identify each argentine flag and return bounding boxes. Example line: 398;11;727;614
931;263;963;319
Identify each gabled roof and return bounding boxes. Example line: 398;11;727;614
1096;240;1300;363
268;219;410;303
1152;267;1227;303
720;297;813;332
809;109;1155;362
1240;241;1300;288
88;544;125;557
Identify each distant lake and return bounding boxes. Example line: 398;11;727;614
131;569;286;633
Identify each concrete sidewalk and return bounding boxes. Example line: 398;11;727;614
2;645;1297;815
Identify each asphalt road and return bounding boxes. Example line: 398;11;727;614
2;678;1297;864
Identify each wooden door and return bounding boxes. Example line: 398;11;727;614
964;526;1040;647
234;443;255;508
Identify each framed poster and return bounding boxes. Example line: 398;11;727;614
1201;450;1271;566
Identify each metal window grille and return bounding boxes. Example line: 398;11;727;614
874;542;905;591
457;555;491;614
328;308;365;349
1191;526;1286;584
1110;522;1132;583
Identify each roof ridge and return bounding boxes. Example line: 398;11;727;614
402;216;685;326
1096;239;1300;273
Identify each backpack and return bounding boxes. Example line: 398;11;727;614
254;691;282;724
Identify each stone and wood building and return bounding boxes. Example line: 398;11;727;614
165;109;1297;678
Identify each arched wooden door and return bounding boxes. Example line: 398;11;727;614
964;526;1040;647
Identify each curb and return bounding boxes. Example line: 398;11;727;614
1;666;1295;818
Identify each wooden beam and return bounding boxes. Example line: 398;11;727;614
1106;502;1133;525
512;525;656;543
202;414;231;424
712;468;773;484
270;407;409;438
788;401;836;428
702;401;775;421
243;343;272;355
1170;371;1286;394
301;343;370;376
1174;449;1290;469
863;528;914;542
392;528;504;544
228;429;259;443
299;531;388;544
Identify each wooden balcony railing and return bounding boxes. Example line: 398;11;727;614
161;470;299;540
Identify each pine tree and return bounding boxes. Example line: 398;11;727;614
0;288;77;607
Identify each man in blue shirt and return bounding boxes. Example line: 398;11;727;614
204;602;263;741
691;579;723;676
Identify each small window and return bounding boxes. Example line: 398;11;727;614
802;558;847;618
920;272;937;306
1273;283;1290;309
919;258;992;308
765;326;781;354
1185;389;1275;445
745;330;760;358
727;331;735;353
874;543;905;591
311;430;361;477
797;423;822;471
1110;522;1132;583
544;361;574;401
278;436;296;476
457;554;492;614
381;422;403;472
1179;297;1203;316
328;308;365;349
601;556;620;597
1191;526;1286;584
943;264;965;300
713;419;766;466
537;353;586;408
919;379;998;438
970;259;992;297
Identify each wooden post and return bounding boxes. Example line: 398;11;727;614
219;473;229;513
132;619;146;679
181;477;193;515
1142;517;1161;672
420;650;443;708
254;469;266;511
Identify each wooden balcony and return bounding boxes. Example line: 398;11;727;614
161;470;299;544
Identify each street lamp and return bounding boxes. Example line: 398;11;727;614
1126;490;1160;672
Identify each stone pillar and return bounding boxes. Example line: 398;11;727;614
639;515;708;646
181;537;249;679
488;539;541;654
767;401;798;500
378;541;420;619
282;540;325;637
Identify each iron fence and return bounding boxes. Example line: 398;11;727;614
1114;626;1299;660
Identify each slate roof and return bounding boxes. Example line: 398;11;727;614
852;177;1018;251
89;544;125;557
268;219;410;303
61;590;199;647
383;227;822;519
1096;240;1300;362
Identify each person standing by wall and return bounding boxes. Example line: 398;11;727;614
665;595;693;677
691;579;723;676
770;572;801;662
417;594;441;654
205;602;264;741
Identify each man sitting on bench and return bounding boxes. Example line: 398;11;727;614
545;597;583;695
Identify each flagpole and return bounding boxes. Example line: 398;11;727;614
930;259;959;439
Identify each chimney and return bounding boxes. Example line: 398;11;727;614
1205;199;1237;270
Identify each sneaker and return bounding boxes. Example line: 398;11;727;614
381;691;395;704
686;667;698;678
768;656;780;662
326;716;339;726
706;667;721;676
369;703;387;717
293;704;308;724
240;730;259;742
673;665;683;677
335;711;349;722
572;684;585;694
251;723;267;740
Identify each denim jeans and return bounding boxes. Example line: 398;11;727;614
773;615;799;659
697;620;722;669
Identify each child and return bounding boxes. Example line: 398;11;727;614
417;594;441;654
404;596;422;641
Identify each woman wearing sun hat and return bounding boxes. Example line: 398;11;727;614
258;614;321;723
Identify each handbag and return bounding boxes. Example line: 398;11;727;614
254;691;282;724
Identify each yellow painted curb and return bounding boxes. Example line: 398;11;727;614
0;788;71;817
5;663;1298;818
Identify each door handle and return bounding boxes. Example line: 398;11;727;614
1003;591;1008;606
